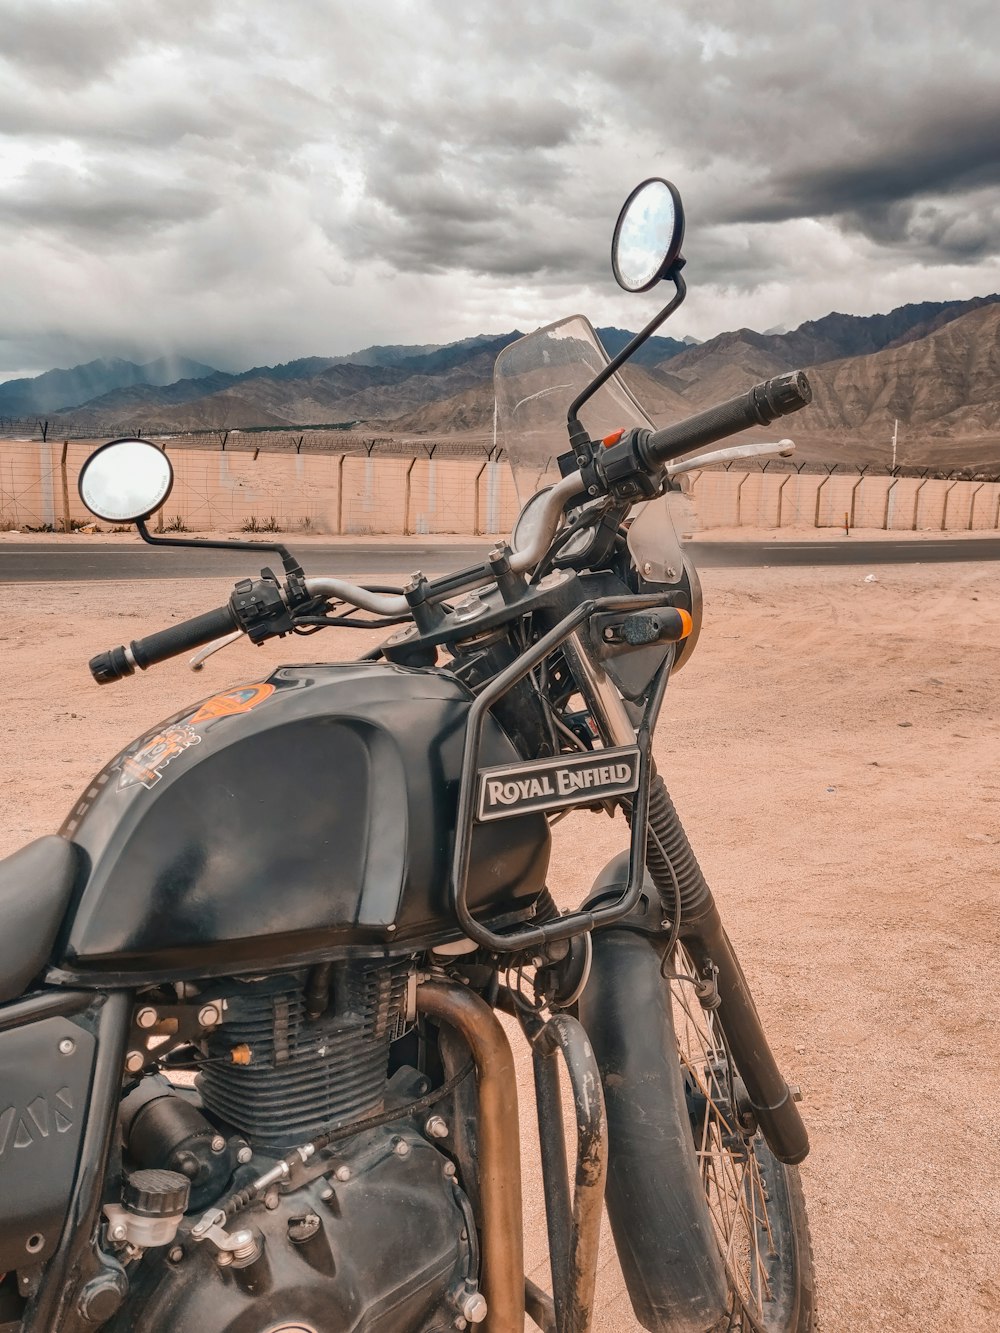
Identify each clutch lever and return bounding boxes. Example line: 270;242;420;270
189;630;243;671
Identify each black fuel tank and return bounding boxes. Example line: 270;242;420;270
55;663;550;982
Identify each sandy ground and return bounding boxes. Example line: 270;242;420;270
1;557;999;1330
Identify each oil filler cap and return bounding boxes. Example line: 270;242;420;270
123;1168;191;1217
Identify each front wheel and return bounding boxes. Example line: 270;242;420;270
669;942;815;1333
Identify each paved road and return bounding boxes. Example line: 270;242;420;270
1;537;999;583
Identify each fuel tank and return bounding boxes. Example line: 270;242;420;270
54;663;550;983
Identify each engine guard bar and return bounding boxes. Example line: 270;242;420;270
530;1012;608;1333
450;592;672;955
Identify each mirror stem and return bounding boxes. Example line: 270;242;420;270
134;518;303;576
566;267;687;457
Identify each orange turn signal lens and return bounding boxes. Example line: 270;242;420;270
602;429;625;448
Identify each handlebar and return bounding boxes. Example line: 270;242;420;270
87;375;811;684
90;603;238;683
642;371;811;468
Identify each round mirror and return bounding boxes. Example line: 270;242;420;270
78;438;174;523
612;178;685;292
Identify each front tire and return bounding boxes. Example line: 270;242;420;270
669;943;815;1333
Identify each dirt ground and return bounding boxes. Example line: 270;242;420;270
1;553;998;1330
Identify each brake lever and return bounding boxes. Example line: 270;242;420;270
189;630;242;672
665;438;795;477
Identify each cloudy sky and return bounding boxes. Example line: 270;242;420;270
2;0;999;379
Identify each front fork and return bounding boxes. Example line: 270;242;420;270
563;630;808;1166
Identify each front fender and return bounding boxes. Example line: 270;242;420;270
577;853;727;1333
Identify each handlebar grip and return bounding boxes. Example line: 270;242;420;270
642;371;812;467
89;603;239;684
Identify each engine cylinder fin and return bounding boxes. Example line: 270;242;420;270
198;966;410;1151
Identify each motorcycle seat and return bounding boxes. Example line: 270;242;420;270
0;836;79;1003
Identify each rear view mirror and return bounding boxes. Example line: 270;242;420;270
78;438;174;523
612;178;685;292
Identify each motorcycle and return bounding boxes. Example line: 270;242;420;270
0;179;816;1332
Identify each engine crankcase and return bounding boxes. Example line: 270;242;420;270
108;1124;476;1333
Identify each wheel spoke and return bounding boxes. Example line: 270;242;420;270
666;941;806;1331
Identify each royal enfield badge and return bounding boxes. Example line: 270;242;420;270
477;746;641;821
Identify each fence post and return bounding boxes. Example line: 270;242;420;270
967;482;985;530
60;441;71;533
912;475;930;530
883;477;899;530
941;479;961;531
403;457;417;536
485;459;502;535
775;473;791;528
473;459;489;536
735;471;751;527
336;454;346;535
814;467;836;528
849;466;868;528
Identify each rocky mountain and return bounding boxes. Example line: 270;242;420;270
52;333;524;432
640;295;1000;468
367;295;1000;464
651;293;1000;409
804;303;1000;453
0;355;217;417
386;358;697;437
591;327;689;365
9;295;1000;468
648;329;796;406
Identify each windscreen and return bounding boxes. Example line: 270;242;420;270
493;316;657;503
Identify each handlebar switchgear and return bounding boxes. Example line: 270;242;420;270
594;370;812;500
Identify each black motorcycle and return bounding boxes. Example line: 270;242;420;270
0;180;816;1332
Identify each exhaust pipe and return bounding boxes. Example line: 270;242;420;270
416;981;525;1333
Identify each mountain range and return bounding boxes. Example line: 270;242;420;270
3;295;999;468
0;355;218;417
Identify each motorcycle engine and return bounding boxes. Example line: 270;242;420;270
105;964;482;1333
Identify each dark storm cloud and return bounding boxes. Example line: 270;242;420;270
328;84;593;279
0;160;216;238
755;109;1000;220
567;3;1000;250
729;92;1000;261
1;0;999;373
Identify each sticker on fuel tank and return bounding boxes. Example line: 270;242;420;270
188;682;275;724
118;724;201;791
477;745;641;821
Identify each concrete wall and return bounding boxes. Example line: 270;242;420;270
2;440;998;535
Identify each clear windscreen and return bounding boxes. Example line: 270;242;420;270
494;316;657;502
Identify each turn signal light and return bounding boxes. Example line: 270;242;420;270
605;608;693;646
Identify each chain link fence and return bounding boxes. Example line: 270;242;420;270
2;433;999;535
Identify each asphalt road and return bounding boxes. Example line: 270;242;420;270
1;537;999;583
